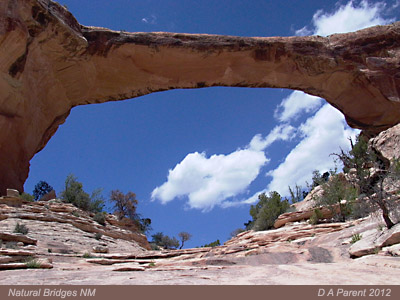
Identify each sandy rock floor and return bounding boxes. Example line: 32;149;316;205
0;255;399;285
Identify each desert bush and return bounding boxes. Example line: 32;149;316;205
315;171;358;222
309;170;330;190
61;174;104;213
25;258;42;269
309;208;324;225
150;243;160;250
288;184;304;204
82;252;94;258
335;135;400;228
95;232;102;240
178;232;192;249
350;233;362;244
201;240;221;248
160;235;179;250
249;191;290;231
148;261;156;267
93;212;106;226
14;223;29;235
20;192;34;202
150;232;179;249
110;190;138;220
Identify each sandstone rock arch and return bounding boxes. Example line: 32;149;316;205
1;0;400;194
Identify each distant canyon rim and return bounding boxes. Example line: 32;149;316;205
1;0;400;193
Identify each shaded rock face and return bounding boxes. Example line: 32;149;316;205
1;0;400;193
370;123;400;163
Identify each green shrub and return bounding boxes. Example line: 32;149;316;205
14;223;29;235
315;172;358;222
150;243;160;250
20;193;34;202
93;212;106;226
94;232;102;240
148;261;156;267
250;191;289;231
309;208;324;225
25;258;42;269
350;233;362;244
150;232;179;249
288;184;304;204
82;252;94;258
48;248;52;253
71;211;80;217
201;240;221;248
61;174;104;213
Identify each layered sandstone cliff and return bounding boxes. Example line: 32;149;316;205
1;0;400;193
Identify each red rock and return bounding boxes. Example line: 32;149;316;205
1;1;400;193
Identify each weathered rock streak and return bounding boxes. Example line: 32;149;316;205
1;0;400;193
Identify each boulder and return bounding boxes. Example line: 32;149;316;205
349;224;400;257
112;264;145;272
274;206;333;228
349;229;380;257
0;197;23;207
92;246;109;254
0;232;37;245
370;123;400;162
375;223;400;247
6;189;19;197
382;244;400;256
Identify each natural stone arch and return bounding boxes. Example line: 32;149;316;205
1;0;400;194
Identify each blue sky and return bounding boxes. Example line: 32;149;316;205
24;0;399;248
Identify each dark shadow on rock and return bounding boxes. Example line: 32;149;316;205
308;247;333;263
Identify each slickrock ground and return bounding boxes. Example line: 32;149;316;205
1;0;400;193
1;197;399;284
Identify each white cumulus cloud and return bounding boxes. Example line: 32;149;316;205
267;104;359;197
151;124;296;211
300;0;394;37
274;91;323;123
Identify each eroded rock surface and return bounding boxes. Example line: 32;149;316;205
1;0;400;193
1;211;399;284
0;199;150;254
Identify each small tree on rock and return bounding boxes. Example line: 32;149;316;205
109;190;138;220
249;191;289;231
335;135;399;228
61;174;104;213
33;180;53;201
178;232;192;249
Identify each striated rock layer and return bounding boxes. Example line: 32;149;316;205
1;0;400;193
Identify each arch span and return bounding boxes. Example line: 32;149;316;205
1;0;400;194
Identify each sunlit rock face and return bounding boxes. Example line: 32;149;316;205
1;0;400;193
